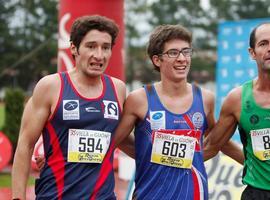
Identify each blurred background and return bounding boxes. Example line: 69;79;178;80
0;0;270;199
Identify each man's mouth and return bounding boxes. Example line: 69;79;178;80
174;65;186;70
90;63;103;68
264;53;270;61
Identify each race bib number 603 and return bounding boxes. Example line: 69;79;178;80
151;130;196;169
67;129;111;163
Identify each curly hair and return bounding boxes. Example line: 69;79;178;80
70;15;119;50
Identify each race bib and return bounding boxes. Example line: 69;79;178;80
151;130;197;169
67;129;111;163
250;128;270;160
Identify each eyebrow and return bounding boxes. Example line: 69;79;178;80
257;39;269;45
84;41;112;46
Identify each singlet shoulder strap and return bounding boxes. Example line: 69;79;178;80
143;84;155;109
241;80;257;115
145;84;153;93
144;84;154;100
59;71;70;86
241;80;253;111
193;82;200;93
191;83;203;107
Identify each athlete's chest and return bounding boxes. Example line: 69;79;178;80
59;98;119;123
253;91;270;109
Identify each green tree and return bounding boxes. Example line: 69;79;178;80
125;0;154;87
0;1;17;88
2;88;25;151
0;0;58;91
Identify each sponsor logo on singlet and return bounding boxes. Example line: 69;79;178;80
173;119;187;124
103;100;119;120
63;100;80;120
150;111;166;130
152;112;163;120
250;114;259;125
85;107;100;113
64;100;78;110
192;112;204;129
263;114;270;121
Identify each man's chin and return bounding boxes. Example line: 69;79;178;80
262;64;270;71
84;67;103;74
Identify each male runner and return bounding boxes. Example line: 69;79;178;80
204;23;270;200
12;15;125;200
114;24;243;199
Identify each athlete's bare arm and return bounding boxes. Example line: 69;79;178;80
12;74;60;199
110;77;137;158
115;88;147;157
204;87;244;164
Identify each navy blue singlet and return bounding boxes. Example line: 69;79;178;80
133;84;208;200
35;72;121;200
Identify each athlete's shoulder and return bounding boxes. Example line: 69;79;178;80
128;87;146;100
31;73;61;108
226;85;242;103
126;88;147;108
125;87;148;118
200;87;215;100
199;86;215;112
34;73;61;94
110;76;126;91
221;85;242;116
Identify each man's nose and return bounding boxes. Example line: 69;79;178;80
176;52;187;60
93;47;103;59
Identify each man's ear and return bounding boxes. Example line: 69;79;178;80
70;42;78;56
248;47;256;60
152;55;162;68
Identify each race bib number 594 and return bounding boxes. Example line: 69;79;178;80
67;129;111;163
151;130;196;169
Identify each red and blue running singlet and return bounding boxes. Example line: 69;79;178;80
133;84;208;200
35;72;121;200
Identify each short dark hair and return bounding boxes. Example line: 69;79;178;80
147;24;192;71
249;22;270;49
70;15;119;50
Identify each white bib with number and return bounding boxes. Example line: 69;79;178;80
151;130;196;169
250;128;270;161
67;129;111;163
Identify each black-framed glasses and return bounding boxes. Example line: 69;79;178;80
160;48;193;58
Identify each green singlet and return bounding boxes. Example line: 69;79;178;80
238;80;270;190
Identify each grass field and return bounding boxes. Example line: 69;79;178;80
0;103;4;129
0;173;35;188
